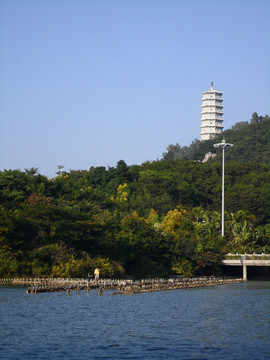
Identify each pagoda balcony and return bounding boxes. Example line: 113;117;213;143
201;104;223;107
200;113;223;118
201;96;223;102
201;109;223;113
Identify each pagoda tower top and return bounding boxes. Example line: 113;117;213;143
202;81;222;95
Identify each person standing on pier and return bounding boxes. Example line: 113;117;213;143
87;272;92;285
94;268;100;281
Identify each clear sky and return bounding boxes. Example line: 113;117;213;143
1;0;269;177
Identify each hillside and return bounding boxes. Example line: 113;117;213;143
1;114;270;279
1;158;270;279
163;113;270;165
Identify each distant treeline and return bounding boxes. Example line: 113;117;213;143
1;155;270;278
163;113;270;164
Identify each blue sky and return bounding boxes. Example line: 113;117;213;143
1;0;269;177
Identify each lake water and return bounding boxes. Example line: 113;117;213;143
0;282;270;359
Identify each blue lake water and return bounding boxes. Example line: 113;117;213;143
0;282;270;359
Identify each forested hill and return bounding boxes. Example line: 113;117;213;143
1;158;270;279
1;115;270;280
162;113;270;164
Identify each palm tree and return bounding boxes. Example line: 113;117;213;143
228;211;257;252
190;207;205;224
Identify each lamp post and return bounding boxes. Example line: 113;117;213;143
213;139;233;236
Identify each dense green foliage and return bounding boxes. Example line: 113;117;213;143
1;156;270;278
163;113;270;164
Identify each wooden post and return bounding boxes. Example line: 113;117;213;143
242;255;247;281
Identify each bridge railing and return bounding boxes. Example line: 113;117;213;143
225;253;270;260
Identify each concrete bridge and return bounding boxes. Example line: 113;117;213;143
222;254;270;281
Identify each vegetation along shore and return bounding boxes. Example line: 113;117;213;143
0;115;269;279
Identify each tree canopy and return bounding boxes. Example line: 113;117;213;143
163;114;270;165
1;156;269;278
1;113;270;278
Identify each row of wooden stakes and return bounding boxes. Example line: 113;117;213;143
0;277;243;295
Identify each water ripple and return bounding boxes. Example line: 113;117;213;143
1;282;270;359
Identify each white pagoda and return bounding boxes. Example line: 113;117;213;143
200;81;223;140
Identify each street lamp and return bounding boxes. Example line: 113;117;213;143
213;139;234;236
